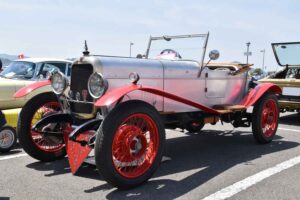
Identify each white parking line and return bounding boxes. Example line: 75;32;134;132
278;127;300;133
0;153;28;161
202;155;300;200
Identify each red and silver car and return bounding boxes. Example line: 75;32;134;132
15;33;281;189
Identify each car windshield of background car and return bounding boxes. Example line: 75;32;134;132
0;61;36;79
274;43;300;66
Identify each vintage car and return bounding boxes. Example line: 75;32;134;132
259;42;300;112
15;33;281;189
0;58;72;153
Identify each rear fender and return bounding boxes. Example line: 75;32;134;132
14;80;51;98
95;84;220;114
241;83;282;107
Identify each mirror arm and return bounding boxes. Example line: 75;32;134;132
198;59;211;78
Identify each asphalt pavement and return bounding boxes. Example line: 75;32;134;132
0;112;300;200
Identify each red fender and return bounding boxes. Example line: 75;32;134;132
241;83;282;107
14;80;51;98
95;84;220;114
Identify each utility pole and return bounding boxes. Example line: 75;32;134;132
129;42;134;57
244;42;251;64
260;49;266;71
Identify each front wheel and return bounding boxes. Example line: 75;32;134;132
17;93;66;162
252;93;279;144
95;100;166;189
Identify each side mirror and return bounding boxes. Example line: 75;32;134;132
209;50;220;60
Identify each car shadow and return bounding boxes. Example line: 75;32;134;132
279;112;300;126
0;143;22;156
25;129;299;199
26;157;102;179
103;130;298;199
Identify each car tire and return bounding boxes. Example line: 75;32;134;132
95;100;166;189
0;126;17;153
252;93;279;144
186;121;205;133
17;92;66;162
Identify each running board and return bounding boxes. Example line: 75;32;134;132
213;105;246;114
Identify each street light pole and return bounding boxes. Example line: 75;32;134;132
246;42;251;64
129;42;134;57
260;49;266;71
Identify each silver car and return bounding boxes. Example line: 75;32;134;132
16;33;281;189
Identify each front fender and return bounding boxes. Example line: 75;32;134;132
14;80;51;98
95;84;220;114
241;83;282;107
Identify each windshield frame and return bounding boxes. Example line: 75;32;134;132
145;33;209;67
272;42;300;67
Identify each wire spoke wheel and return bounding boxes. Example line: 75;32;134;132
261;99;278;137
95;101;165;189
30;102;64;152
18;93;67;161
252;93;279;144
112;113;159;178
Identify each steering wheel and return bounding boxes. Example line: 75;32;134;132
158;49;182;60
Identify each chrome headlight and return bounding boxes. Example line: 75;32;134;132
88;72;107;98
51;71;67;95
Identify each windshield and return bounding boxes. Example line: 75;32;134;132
146;34;209;62
0;61;36;79
272;42;300;66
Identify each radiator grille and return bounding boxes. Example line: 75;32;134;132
69;64;94;114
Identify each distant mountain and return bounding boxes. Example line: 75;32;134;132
0;53;18;61
0;54;18;67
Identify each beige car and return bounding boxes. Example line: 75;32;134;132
0;58;72;110
0;58;71;153
259;42;300;112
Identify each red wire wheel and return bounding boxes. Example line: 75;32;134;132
260;99;278;138
30;101;65;152
252;93;279;144
95;101;165;189
112;113;159;178
18;93;67;162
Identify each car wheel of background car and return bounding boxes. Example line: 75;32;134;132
17;92;66;162
0;126;17;153
252;93;279;144
95;100;166;189
186;121;205;133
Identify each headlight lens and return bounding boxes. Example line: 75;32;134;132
51;72;67;95
88;72;107;98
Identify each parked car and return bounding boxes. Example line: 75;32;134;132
259;42;300;112
16;33;281;189
0;58;72;153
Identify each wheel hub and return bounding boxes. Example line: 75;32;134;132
0;129;14;148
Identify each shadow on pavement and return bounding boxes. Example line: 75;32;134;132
279;113;300;126
25;129;299;199
104;130;298;199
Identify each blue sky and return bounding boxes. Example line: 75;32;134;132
1;0;300;70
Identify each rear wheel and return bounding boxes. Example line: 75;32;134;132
17;93;66;162
95;101;165;189
252;93;279;144
0;126;17;153
186;121;205;133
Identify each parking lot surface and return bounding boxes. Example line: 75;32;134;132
1;112;300;200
